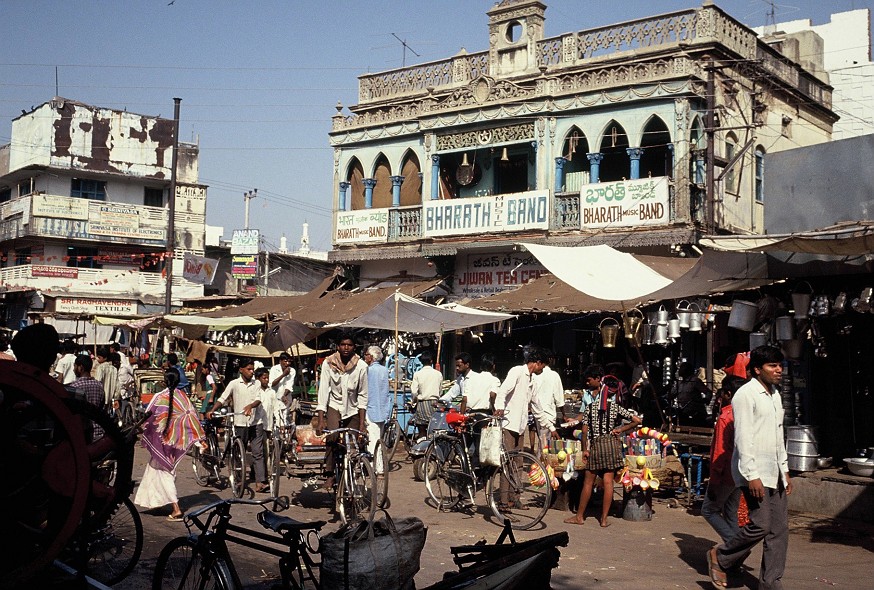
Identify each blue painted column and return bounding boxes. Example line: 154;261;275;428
554;157;566;193
627;147;644;180
390;175;404;207
587;153;603;184
363;178;376;209
430;155;440;200
338;181;350;211
667;144;675;178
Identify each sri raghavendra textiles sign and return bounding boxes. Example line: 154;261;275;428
423;190;549;238
335;208;389;244
56;297;138;315
579;177;670;228
456;252;547;297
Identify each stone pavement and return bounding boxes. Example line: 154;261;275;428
116;444;873;589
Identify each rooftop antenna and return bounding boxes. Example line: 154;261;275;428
55;66;59;97
765;0;778;35
391;33;420;67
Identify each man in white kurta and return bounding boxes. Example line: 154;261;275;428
532;358;566;451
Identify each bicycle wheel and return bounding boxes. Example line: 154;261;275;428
337;455;377;525
228;437;247;499
152;536;235;590
423;438;466;511
381;417;401;462
270;427;284;498
372;439;390;508
486;450;551;530
192;442;211;486
85;497;143;585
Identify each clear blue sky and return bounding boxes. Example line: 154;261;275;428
2;0;871;253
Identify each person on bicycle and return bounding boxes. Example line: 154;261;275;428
208;358;270;493
410;349;443;438
315;332;368;491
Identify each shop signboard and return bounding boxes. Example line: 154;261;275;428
31;265;79;279
579;177;670;228
231;229;259;254
183;252;219;285
95;204;140;229
231;255;258;278
31;194;89;220
455;251;547;297
32;217;165;246
55;297;138;315
335;208;389;244
423;190;549;238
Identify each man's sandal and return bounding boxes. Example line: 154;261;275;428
707;547;728;588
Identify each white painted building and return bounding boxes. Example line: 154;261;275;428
0;98;208;327
755;9;874;140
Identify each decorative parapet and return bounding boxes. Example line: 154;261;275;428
358;52;489;104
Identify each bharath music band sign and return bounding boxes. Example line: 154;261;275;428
335;208;389;244
423;190;549;238
579;177;670;228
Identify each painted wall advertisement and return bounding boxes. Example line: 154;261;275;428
456;252;547;297
231;229;259;254
579;177;670;228
183;252;219;285
55;297;138;315
231;255;258;278
335;208;389;244
423;190;549;238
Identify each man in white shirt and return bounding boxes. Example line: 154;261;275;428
440;352;476;405
531;351;566;452
461;354;500;414
208;358;269;493
269;352;296;427
410;350;443;437
708;346;791;590
54;340;78;385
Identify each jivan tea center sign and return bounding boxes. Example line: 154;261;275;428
456;252;546;297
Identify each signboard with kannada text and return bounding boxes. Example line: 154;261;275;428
455;252;547;297
579;177;670;228
31;265;79;279
423;190;549;238
335;208;389;244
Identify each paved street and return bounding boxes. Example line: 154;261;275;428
117;444;873;589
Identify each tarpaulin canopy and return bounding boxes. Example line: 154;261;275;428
338;291;515;332
209;342;328;358
162;315;262;330
700;222;874;255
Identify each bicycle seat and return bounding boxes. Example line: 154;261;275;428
257;511;326;534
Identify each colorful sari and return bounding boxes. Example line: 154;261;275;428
141;387;205;472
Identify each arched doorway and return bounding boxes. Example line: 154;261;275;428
639;116;672;179
598;121;629;182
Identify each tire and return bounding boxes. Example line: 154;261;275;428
423;438;466;511
372;439;390;508
337;456;377;525
228;437;247;499
192;443;210;486
264;435;274;487
486;450;551;530
84;497;143;586
412;456;426;482
382;418;401;462
270;427;284;498
152;536;235;590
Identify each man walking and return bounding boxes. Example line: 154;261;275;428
270;352;296;427
69;354;106;442
707;346;791;589
410;350;443;437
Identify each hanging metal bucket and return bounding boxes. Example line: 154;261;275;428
775;316;795;341
688;303;703;332
653;325;669;346
791;281;813;319
728;300;757;331
656;305;669;326
642;323;656;345
749;331;768;350
623;309;644;344
599;317;620;348
668;318;681;339
676;300;691;329
783;339;804;359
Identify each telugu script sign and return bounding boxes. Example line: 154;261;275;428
579;177;670;228
335;208;389;244
55;297;138;315
455;251;547;297
423;190;550;238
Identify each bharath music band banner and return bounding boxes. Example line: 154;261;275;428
422;190;549;238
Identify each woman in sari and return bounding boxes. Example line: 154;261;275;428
134;370;204;520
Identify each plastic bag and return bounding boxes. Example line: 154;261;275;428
479;425;502;467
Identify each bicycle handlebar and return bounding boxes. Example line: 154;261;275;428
184;497;274;531
321;427;368;438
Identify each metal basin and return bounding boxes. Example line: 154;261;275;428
844;458;874;477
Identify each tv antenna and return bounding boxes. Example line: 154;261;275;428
391;33;420;67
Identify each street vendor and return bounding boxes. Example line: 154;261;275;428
410;350;443;437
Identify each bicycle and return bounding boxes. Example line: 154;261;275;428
423;413;552;530
323;427;378;524
152;497;325;590
201;410;250;498
381;399;418;463
192;408;232;490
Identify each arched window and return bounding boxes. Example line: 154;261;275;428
639;116;672;179
346;158;365;210
755;147;765;203
399;151;422;206
372;154;392;209
597;121;629;182
560;127;590;189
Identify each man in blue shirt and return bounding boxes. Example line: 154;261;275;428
165;352;190;393
364;345;392;456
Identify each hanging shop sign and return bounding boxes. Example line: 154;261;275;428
31;194;89;220
97;247;140;266
55;297;138;315
335;208;389;244
231;229;259;254
231;255;258;278
423;190;549;238
31;265;79;279
455;251;547;297
183;252;219;285
579;177;670;228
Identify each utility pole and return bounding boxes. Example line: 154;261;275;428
164;97;181;314
705;57;716;234
244;188;257;229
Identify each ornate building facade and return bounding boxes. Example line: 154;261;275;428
327;0;836;300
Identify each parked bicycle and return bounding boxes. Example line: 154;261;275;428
423;413;552;530
191;408;232;491
323;427;378;524
152;497;324;590
381;399;418;463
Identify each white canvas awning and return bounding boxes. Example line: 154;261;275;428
338;292;515;333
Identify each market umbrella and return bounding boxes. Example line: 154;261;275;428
263;319;325;353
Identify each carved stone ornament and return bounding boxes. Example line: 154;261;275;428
436;122;535;151
473;77;494;104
